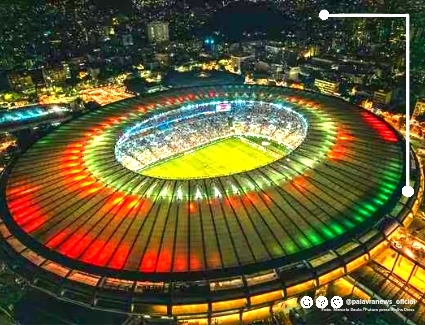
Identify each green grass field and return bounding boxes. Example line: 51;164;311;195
140;136;285;179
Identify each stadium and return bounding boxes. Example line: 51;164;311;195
0;84;423;324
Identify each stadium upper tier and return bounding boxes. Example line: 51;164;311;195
0;104;72;131
0;85;422;321
115;101;307;176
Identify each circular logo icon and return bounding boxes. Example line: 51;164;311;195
300;296;314;309
315;296;328;309
331;296;344;309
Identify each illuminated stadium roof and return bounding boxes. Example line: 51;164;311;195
0;85;422;320
0;104;71;131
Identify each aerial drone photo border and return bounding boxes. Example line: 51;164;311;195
0;85;423;322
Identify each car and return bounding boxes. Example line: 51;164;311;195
412;241;422;249
391;240;402;249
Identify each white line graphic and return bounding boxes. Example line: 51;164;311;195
319;10;413;197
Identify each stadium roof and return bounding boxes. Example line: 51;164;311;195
0;103;71;131
0;85;421;317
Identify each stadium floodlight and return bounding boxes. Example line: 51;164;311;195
146;183;156;196
214;187;221;198
195;188;202;200
161;187;168;198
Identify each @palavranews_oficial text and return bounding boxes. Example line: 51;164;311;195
323;299;416;313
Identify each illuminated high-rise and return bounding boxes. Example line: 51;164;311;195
414;98;425;117
147;21;169;43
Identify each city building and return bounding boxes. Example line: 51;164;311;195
270;64;284;81
147;21;169;43
155;53;170;67
314;78;339;95
349;18;370;47
122;34;134;46
264;41;285;54
133;0;174;10
284;66;300;81
0;132;18;154
42;64;71;87
7;71;35;92
373;89;393;107
203;38;218;56
414;98;425;117
230;52;255;73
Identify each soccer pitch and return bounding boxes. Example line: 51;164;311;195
140;136;285;179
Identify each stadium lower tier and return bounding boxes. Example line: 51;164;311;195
0;85;423;323
115;100;306;176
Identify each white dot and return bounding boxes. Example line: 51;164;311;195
402;185;414;198
319;9;329;21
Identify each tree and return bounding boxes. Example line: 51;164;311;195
398;116;406;130
85;101;101;110
0;271;25;317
